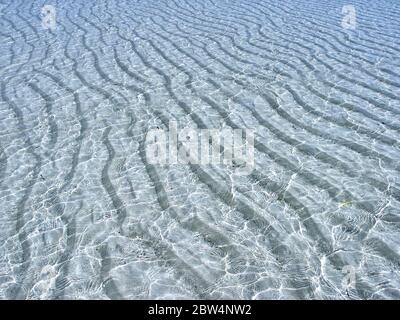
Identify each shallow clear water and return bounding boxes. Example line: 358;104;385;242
0;0;399;299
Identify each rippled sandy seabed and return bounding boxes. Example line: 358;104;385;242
0;0;400;300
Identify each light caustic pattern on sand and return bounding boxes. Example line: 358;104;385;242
0;0;399;299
